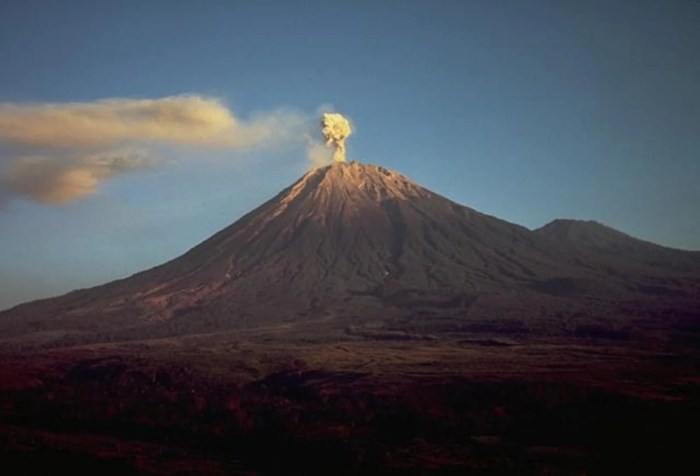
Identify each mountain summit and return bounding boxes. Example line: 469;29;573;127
1;161;698;345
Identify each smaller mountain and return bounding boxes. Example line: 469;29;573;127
535;219;700;272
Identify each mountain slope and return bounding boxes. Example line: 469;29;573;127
1;162;698;345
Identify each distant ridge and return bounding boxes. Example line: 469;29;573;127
535;219;700;271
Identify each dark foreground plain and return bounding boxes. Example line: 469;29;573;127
1;163;698;474
1;315;699;475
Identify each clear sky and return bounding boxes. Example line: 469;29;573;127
1;0;699;310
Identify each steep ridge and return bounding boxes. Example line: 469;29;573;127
1;162;698;344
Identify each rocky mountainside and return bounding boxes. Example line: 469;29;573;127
1;161;698;345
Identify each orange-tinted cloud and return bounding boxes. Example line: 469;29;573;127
0;95;311;205
0;95;305;149
1;150;154;204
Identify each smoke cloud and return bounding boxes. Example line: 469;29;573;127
1;150;154;204
321;113;352;163
0;95;311;205
0;96;305;149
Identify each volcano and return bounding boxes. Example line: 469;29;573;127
2;162;700;474
1;161;699;346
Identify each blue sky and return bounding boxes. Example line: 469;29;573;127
1;0;699;309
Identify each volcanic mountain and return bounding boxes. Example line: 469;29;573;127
1;161;698;345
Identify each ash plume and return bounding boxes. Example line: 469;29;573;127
321;113;352;162
0;150;154;205
0;95;310;206
0;95;305;149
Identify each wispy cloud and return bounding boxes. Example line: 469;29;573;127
0;95;312;205
1;149;154;204
0;95;306;148
305;137;333;168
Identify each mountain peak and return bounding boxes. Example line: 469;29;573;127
535;219;626;243
294;161;426;206
535;218;700;270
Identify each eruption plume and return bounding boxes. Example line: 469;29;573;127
321;113;352;162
